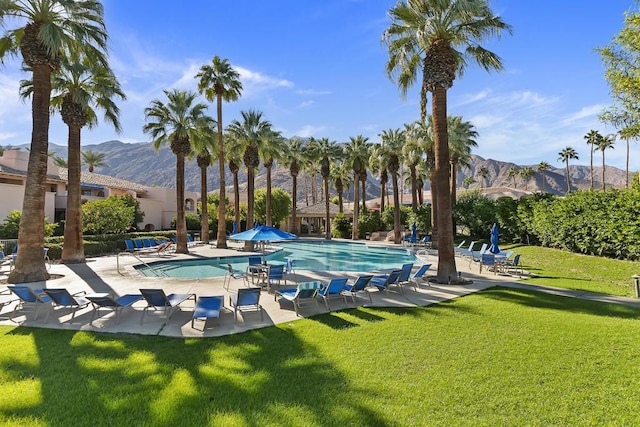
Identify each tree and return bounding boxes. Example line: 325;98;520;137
383;0;511;283
537;161;551;193
254;188;291;227
330;161;351;215
196;56;243;248
284;137;305;233
448;115;478;206
477;166;489;189
380;128;405;243
600;107;640;189
595;133;616;190
227;110;272;251
584;129;601;190
52;155;67;168
189;120;216;244
462;175;475;189
2;0;109;283
81;149;108;172
344;135;370;240
315;137;341;240
558;146;579;194
82;196;135;235
519;166;535;191
143;89;208;254
259;129;286;227
506;166;519;188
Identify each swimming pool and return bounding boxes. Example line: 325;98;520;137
135;240;419;279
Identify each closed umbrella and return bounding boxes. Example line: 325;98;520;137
231;221;237;235
411;222;417;244
489;223;500;254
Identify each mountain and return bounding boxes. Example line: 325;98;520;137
15;141;628;198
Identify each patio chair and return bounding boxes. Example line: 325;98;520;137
86;293;143;324
266;264;286;292
342;275;374;304
248;255;263;266
191;295;226;330
229;287;263;322
419;235;431;248
7;285;52;321
479;253;497;274
409;263;432;290
317;277;349;310
43;288;91;323
505;254;523;276
224;263;248;290
369;269;403;294
274;281;323;316
139;289;196;323
468;243;488;267
285;257;297;282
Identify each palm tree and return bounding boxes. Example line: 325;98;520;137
519;166;535;191
315;137;341;239
506;166;519;188
477;166;489;189
383;0;511;283
53;155;67;168
595;134;616;190
2;0;109;284
284;138;305;233
380;128;405;244
259;129;286;226
369;142;387;213
143;89;208;254
448;115;477;206
196;56;242;248
226;136;244;233
330;161;351;214
584;129;601;190
600;107;640;189
189;118;217;245
43;56;123;264
462;175;475;189
403;121;427;210
81;149;109;172
344;135;370;240
227;110;272;250
537;161;551;193
558;146;579;194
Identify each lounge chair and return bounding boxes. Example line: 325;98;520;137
371;263;412;294
343;275;374;304
229;287;263;322
504;254;523;276
224;263;248;290
86;293;143;324
369;269;403;294
409;263;432;290
7;285;52;321
317;277;349;310
419;235;431;248
453;240;467;254
191;296;226;330
139;289;196;323
0;287;18;318
285;257;297;282
43;288;91;323
274;281;323;316
469;243;488;267
455;241;475;258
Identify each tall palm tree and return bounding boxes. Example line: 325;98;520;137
344;135;370;240
315;137;341;239
584;129;601;190
403;121;427;210
380;128;405;244
81;149;109;172
519;166;535;191
189;118;217;244
595;134;616;190
259;129;286;226
383;0;511;283
284;138;305;233
506;166;518;188
227;110;272;250
330;161;351;214
369;142;387;213
196;56;242;248
226;135;244;233
45;56;123;264
2;0;109;283
558;146;579;194
462;175;475;188
537;161;551;193
600;107;640;189
143;89;208;254
477;166;489;189
448;115;477;206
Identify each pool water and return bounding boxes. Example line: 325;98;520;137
135;240;418;279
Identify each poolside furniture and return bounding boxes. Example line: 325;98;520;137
455;241;475;258
274;281;323;316
86;293;143;324
504;254;523;277
453;240;467;254
479;253;497;274
224;263;248;290
0;287;18;318
7;285;52;321
372;264;412;294
248;255;262;266
469;243;488;267
191;296;226;330
419;235;431;248
9;247;50;271
0;251;10;268
139;289;196;323
409;264;432;290
229;287;263;322
42;288;92;323
317;277;349;310
342;275;374;304
369;269;403;295
285;257;297;282
266;264;286;292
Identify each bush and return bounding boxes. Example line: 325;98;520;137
332;213;351;238
171;213;201;231
453;190;496;237
83;197;135;234
0;210;56;239
357;209;383;238
254;188;291;226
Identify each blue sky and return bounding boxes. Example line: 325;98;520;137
0;0;635;170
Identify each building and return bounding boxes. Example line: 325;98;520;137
0;149;199;231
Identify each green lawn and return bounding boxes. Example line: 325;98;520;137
2;287;640;426
504;245;640;297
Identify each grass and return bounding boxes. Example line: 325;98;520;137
2;287;640;425
503;245;640;297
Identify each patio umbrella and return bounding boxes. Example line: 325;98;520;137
230;225;297;253
411;222;417;244
489;223;501;254
231;221;237;235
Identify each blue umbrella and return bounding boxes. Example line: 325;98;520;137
230;225;297;243
489;223;500;254
411;222;417;244
231;221;237;234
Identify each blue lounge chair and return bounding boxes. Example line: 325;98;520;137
285;257;297;282
469;243;488;266
0;288;18;318
229;287;263;322
86;293;143;324
191;295;226;330
409;264;432;290
7;285;52;320
43;288;91;323
343;275;373;304
317;277;349;310
505;254;523;276
274;281;323;316
224;263;248;290
372;263;413;294
456;241;475;258
369;269;403;294
419;235;431;248
139;289;196;323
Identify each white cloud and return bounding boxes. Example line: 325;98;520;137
235;66;294;97
295;89;332;95
295;125;326;137
562;104;607;126
298;100;314;108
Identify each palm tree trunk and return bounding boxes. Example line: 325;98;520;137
175;153;188;254
352;174;359;240
244;168;255;251
304;175;309;206
432;86;457;283
410;166;418;210
590;143;594;190
290;175;298;234
380;178;386;213
626;138;630;189
449;162;456;209
216;94;227;248
338;185;343;214
324;177;331;240
8;64;51;283
565;161;571;194
62;124;85;263
392;174;401;244
266;166;272;226
361;179;366;211
602;151;606;191
200;165;209;244
233;171;240;231
430;169;438;249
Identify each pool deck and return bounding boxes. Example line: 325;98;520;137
1;239;621;338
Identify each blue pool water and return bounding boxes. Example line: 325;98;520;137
135;240;418;279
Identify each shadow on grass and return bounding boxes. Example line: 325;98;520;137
481;286;640;319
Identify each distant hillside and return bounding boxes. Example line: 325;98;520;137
25;141;628;199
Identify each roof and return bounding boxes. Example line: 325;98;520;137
0;164;65;182
296;201;351;216
57;169;148;193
